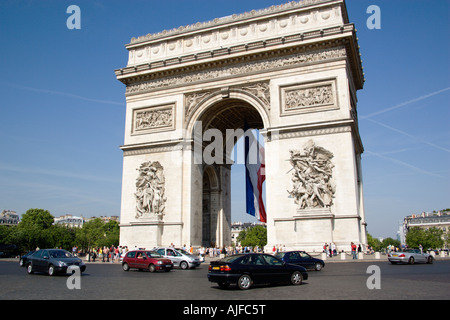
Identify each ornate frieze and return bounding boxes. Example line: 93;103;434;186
288;140;336;210
135;161;167;220
125;47;346;95
132;104;175;134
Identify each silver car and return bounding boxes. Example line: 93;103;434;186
155;247;201;269
388;248;433;265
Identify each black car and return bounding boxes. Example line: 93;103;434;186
19;251;35;267
207;253;308;290
26;249;86;276
275;251;325;271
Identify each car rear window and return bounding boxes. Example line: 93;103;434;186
221;254;244;263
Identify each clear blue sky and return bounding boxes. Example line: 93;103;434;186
0;1;448;239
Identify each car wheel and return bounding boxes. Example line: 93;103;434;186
408;257;415;265
19;259;24;267
427;256;433;264
122;263;129;271
180;261;189;270
148;264;156;273
48;265;55;276
238;274;252;290
27;263;34;274
315;262;323;271
290;271;303;285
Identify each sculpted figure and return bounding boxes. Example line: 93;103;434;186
135;161;167;219
288;140;335;210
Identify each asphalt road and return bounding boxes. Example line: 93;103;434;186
1;259;449;301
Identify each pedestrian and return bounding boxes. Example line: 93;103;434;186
110;245;115;263
351;242;357;259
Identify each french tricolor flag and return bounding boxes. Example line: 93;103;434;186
245;128;267;223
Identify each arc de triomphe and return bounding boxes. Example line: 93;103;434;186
115;0;367;252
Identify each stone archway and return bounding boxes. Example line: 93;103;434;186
116;0;368;252
192;95;266;248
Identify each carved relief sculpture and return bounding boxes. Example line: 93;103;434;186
135;161;167;219
288;140;336;210
285;84;333;110
133;105;174;133
242;82;270;107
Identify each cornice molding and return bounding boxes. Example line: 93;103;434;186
127;0;347;46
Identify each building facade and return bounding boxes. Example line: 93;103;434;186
402;211;450;248
115;0;367;252
54;214;84;228
0;210;20;226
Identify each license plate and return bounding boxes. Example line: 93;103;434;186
392;254;398;257
212;266;220;270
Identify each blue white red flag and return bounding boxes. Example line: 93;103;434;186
244;129;267;223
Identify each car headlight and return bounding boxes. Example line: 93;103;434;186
157;261;163;264
58;261;67;267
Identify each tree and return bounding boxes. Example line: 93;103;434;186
102;220;120;247
406;227;443;249
75;218;105;251
16;208;55;251
366;233;382;251
237;225;267;248
381;237;400;249
20;208;54;230
75;218;120;251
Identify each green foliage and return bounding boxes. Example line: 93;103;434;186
406;227;443;249
0;208;120;253
381;237;400;249
367;233;382;251
237;225;267;248
20;208;54;230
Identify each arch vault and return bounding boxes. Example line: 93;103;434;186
115;0;367;252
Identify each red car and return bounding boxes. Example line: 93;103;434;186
122;250;173;272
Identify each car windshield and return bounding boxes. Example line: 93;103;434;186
145;251;162;258
175;249;193;256
49;250;73;259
